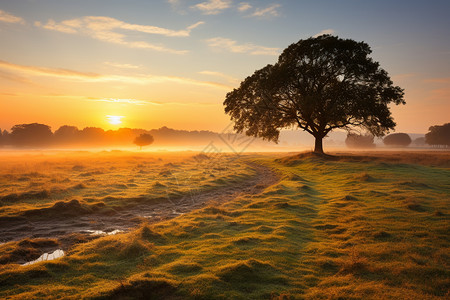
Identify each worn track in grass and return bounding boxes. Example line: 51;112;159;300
0;162;279;244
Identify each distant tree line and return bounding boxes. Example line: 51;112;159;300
425;123;450;148
344;123;449;149
345;133;376;149
2;122;448;149
0;123;219;148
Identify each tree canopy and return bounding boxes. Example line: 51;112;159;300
383;133;412;147
412;137;427;147
133;133;154;150
345;133;376;149
10;123;53;147
425;123;450;147
224;35;405;153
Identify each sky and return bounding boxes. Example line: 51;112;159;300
0;0;449;134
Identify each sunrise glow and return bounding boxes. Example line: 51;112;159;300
106;115;124;125
0;1;449;134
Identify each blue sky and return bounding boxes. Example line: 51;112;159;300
0;0;449;133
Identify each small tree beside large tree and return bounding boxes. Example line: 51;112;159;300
383;133;412;147
224;35;405;153
133;133;154;150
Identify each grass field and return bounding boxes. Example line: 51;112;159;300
0;151;449;299
0;151;254;217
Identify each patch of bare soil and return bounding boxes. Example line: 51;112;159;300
0;162;279;260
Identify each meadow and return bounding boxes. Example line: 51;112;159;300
0;150;449;299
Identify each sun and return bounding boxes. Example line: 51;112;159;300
106;115;124;125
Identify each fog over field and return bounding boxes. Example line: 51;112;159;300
0;151;449;298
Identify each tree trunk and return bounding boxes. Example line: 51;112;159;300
314;136;324;153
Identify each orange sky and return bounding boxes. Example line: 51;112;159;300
1;1;449;134
0;58;232;131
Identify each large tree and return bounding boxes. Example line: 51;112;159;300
224;35;405;153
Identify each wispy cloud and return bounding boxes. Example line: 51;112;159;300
0;59;100;81
198;70;239;84
1;91;218;107
167;0;181;8
237;2;252;12
422;77;450;105
0;70;33;85
87;97;216;107
0;59;231;89
35;16;204;54
166;0;189;14
0;10;25;24
192;0;231;15
424;77;450;84
206;37;279;55
392;73;417;81
313;29;336;37
89;98;156;105
0;92;18;97
250;4;280;17
104;62;140;69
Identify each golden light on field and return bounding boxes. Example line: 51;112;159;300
106;115;124;125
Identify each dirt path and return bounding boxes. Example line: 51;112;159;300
0;162;279;244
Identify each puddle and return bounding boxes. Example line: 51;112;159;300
84;229;123;236
22;249;64;266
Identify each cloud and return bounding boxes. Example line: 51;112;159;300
0;59;100;81
424;77;450;84
250;4;280;17
421;78;450;106
313;29;336;37
423;77;450;95
87;97;216;107
90;98;154;105
392;73;417;81
0;10;25;24
198;70;239;84
166;0;189;14
104;62;140;69
0;59;231;89
0;92;18;97
0;70;33;85
35;16;204;54
237;2;252;12
167;0;181;7
206;37;279;55
192;0;231;15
